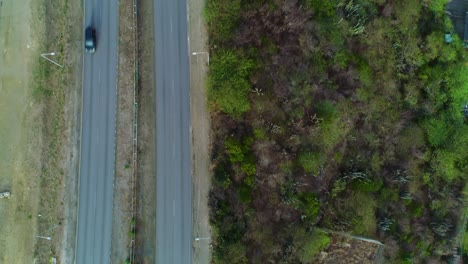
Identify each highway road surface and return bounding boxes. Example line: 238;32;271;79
154;0;192;263
75;0;118;263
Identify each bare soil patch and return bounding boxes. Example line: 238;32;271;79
316;235;380;264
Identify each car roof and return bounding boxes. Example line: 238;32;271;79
85;27;94;36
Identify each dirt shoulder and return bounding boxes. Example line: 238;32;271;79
187;0;212;262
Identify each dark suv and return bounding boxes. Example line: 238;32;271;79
85;26;96;53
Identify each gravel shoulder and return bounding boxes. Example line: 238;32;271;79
187;0;212;262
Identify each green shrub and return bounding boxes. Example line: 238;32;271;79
241;162;256;181
298;230;331;263
424;31;445;61
331;178;347;197
225;138;244;164
298;151;326;175
214;200;230;221
208;50;255;117
225;137;256;184
415;240;432;259
261;35;279;56
333;50;350;69
396;124;425;156
394;0;421;34
304;0;339;17
447;65;468;107
408;201;424;218
348;192;377;235
427;0;449;13
253;128;266;140
238;183;253;203
214;161;232;189
204;0;241;44
431;149;460;181
463;231;468;253
351;177;383;193
315;100;337;122
423;117;451;147
214;242;248;264
279;160;294;175
318;120;348;152
298;192;320;220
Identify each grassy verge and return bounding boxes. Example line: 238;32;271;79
31;0;80;262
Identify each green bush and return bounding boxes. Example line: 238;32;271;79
408;201;424;218
331;178;347;197
208;50;255;117
253;128;267;140
348;192;377;235
431;149;460;181
423;116;451;148
424;31;445;61
318;120;348;152
463;231;468;253
225;137;256;182
304;0;339;17
214;200;230;221
238;183;253;203
298;151;326;175
427;0;449;13
298;230;331;263
351;177;383;193
333;50;350;69
298;192;320;220
315;100;337;122
396;124;425;156
241;162;256;183
279;160;294;175
214;161;232;189
204;0;241;44
214;242;248;264
225;138;244;164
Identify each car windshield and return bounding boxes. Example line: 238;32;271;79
85;39;93;47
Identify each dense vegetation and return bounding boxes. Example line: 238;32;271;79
205;0;468;263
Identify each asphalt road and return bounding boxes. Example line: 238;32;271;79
154;0;192;263
74;0;118;263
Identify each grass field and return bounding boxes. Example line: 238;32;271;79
0;0;44;262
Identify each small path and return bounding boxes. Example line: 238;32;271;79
188;0;211;262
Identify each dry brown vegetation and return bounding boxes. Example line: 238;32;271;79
206;0;468;263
